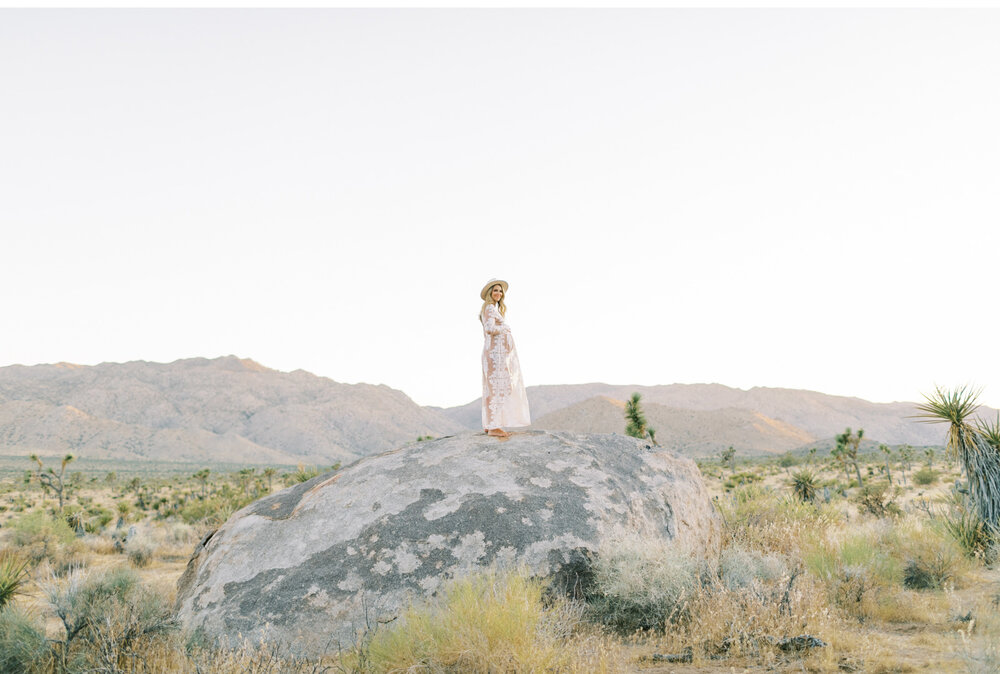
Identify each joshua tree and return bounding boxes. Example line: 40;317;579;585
880;444;893;486
721;446;736;475
831;444;851;485
899;445;913;485
263;467;277;492
28;453;75;510
237;468;256;498
925;448;935;469
808;447;817;465
835;428;865;487
916;386;1000;539
193;468;211;498
624;393;658;445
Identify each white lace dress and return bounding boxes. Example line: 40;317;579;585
481;303;531;429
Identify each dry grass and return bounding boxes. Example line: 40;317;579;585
342;567;626;673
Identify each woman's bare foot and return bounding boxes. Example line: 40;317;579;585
486;428;510;438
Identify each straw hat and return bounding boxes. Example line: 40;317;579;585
480;278;508;300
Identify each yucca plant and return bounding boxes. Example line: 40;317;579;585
940;497;993;560
916;386;1000;541
0;549;30;609
977;412;1000;452
791;470;817;503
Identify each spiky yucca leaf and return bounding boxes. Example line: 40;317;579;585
915;384;981;425
914;385;982;460
976;413;1000;452
0;549;30;609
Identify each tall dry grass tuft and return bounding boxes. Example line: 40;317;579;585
719;483;838;557
341;567;625;673
587;532;704;633
654;573;852;668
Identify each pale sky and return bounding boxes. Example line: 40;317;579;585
2;9;999;410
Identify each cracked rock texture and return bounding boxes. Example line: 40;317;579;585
174;430;720;655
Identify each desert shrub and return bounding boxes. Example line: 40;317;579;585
806;523;900;620
179;496;247;526
855;483;902;517
162;521;197;545
125;537;157;568
586;534;703;633
913;467;937;485
87;506;115;532
893;520;969;590
8;511;81;566
0;549;30;609
0;606;50;673
903;555;953;590
42;566;177;672
804;519;954;624
718;545;788;591
344;567;623;673
722;471;761;490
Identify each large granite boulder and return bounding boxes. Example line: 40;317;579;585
175;430;720;655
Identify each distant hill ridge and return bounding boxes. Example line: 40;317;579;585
0;356;464;464
1;357;982;463
440;383;985;450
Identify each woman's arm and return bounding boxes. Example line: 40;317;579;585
482;305;506;336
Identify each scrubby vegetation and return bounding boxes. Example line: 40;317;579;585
2;405;999;672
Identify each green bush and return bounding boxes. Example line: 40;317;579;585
913;467;936;486
9;511;80;566
855;484;902;517
179;496;247;526
87;507;115;532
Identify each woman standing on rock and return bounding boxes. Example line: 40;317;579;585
480;279;530;438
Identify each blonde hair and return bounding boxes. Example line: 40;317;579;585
478;284;507;323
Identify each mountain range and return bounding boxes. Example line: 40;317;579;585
1;356;989;464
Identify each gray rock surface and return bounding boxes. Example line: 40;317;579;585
174;430;720;656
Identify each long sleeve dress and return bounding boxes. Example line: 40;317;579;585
481;303;531;430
